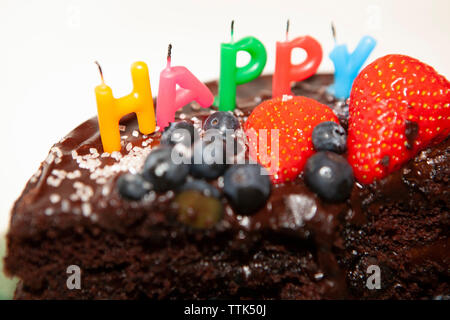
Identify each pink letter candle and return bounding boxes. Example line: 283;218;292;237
157;45;214;130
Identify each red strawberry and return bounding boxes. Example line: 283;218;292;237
348;54;450;184
244;96;339;184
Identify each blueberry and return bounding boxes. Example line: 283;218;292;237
142;146;189;191
312;121;347;154
223;164;271;215
190;139;227;180
304;152;354;202
160;121;197;147
174;180;223;229
116;173;151;200
178;180;221;199
203;111;240;136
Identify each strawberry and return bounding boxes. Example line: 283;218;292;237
348;54;450;184
244;96;339;184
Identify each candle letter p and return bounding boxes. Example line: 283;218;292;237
217;36;267;111
272;36;323;98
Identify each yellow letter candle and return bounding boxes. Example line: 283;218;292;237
94;61;156;153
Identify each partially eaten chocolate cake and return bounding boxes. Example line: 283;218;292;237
4;63;449;299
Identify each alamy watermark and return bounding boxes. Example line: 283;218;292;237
366;264;381;290
66;265;81;290
168;127;280;175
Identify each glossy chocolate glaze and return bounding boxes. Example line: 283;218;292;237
8;74;449;299
11;75;350;239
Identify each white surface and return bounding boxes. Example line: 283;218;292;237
1;0;449;232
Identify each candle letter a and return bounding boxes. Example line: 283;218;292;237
156;66;214;131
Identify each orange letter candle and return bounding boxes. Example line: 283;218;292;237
94;61;156;153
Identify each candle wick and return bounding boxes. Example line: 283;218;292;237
331;21;337;44
231;20;234;43
167;43;172;67
94;61;104;84
286;19;290;41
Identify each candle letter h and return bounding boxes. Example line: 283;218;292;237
95;61;156;153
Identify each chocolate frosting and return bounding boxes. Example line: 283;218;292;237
8;74;449;298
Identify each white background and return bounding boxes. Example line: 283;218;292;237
0;0;449;232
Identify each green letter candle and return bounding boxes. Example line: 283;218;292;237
217;22;267;111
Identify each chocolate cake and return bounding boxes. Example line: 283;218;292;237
4;74;449;300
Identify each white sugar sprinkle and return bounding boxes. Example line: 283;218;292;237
102;186;111;196
67;170;81;179
61;200;70;212
234;109;244;117
217;176;224;188
111;151;122;161
47;176;62;187
30;168;42;183
119;125;126;132
82;203;92;216
132;130;139;137
96;177;107;184
89;145;151;184
45;153;55;165
72;181;94;202
50;146;63;158
282;94;293;102
50;194;61;204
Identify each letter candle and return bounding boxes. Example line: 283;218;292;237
94;61;156;153
216;21;267;111
156;44;214;131
272;20;323;98
328;23;376;99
